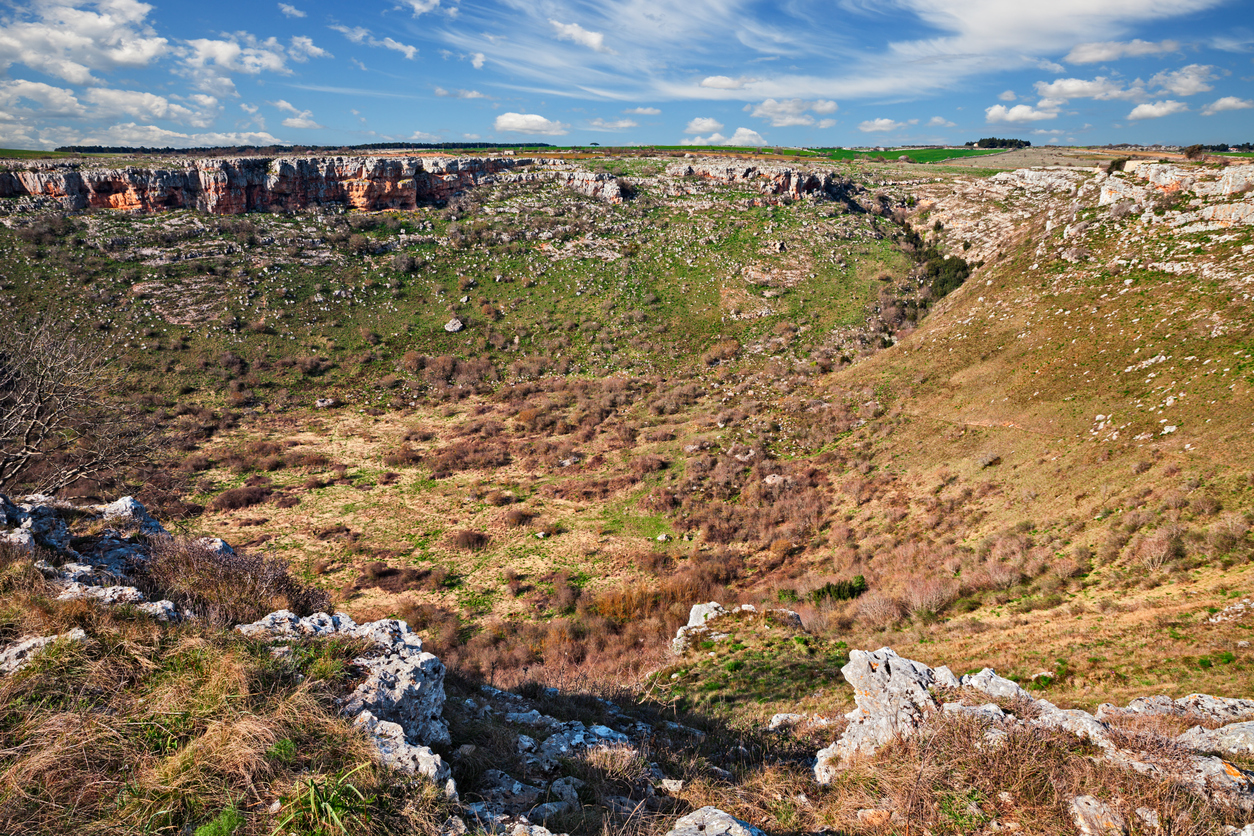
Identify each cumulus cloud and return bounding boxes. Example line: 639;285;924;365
998;90;1016;101
927;116;955;127
0;0;169;86
270;98;322;129
985;103;1058;123
549;20;612;53
684;116;724;134
858;117;909;132
1127;100;1188;119
625;107;660;115
278;3;305;17
85;87;218;127
700;76;755;90
1149;64;1216;96
746;98;837;127
289;36;330;61
681;127;767;146
1201;96;1254;116
434;87;486;98
330;26;417;60
470;52;485;69
1065;39;1179;64
588;117;637;130
817;118;837;128
494;112;569;135
1033;76;1141;103
410;129;441;141
0;79;86;117
80;122;283;148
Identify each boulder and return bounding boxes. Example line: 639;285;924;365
100;496;168;536
0;628;87;674
815;647;940;781
664;807;766;836
1179;721;1254;757
1070;795;1126;836
354;710;455;797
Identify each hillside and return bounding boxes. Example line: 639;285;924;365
1;148;1253;835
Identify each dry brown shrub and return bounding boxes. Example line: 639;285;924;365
449;530;489;551
208;485;271;511
855;590;903;630
140;537;329;627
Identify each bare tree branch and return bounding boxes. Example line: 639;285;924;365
0;319;156;495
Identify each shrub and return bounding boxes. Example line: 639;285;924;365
449;530;489;551
855;590;903;630
141;537;330;627
809;575;868;604
208;485;271;511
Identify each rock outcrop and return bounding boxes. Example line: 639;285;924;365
814;647;1254;812
0;155;622;214
0;492;185;620
236;609;456;795
671;601;803;653
665;161;859;205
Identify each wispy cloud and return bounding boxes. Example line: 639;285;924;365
330;25;417;60
1065;38;1179;63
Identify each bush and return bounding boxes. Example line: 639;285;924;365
208;485;271;511
449;530;489;551
141;537;330;627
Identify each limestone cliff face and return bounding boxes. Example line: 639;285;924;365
664;161;851;201
0;155;622;214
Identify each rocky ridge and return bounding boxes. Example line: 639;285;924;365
0;156;623;214
814;646;1254;816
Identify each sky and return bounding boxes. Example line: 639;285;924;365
0;0;1252;150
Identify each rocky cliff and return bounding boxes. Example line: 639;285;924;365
0;155;623;214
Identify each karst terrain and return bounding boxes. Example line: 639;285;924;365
1;146;1253;836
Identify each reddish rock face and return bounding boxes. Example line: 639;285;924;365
0;155;560;214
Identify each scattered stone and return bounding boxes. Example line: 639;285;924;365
445;318;465;333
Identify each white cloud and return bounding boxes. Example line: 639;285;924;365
1065;39;1179;64
494;112;569;135
270;98;322;129
684;116;724;134
470;52;485;69
998;90;1016;101
859;117;907;132
681;126;767;146
278;3;305;18
1033;76;1141;103
0;0;169;86
0;79;86;117
1127;100;1188;119
350;58;367;70
588;117;637;130
985;103;1058;123
927;116;956;127
1031;128;1066;135
1201;96;1254;116
80;122;283;148
462;132;480;140
434;87;486;99
399;0;444;16
86;87;218;127
1150;64;1216;96
746;97;838;127
724;127;767;145
625;107;660;115
817;118;837;128
700;76;755;90
289;37;330;62
549;20;612;53
410;129;441;141
330;26;417;60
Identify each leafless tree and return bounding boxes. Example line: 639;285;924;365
0;320;155;495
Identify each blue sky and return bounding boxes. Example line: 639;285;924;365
0;0;1252;149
